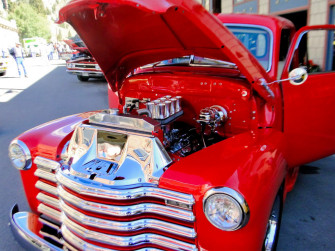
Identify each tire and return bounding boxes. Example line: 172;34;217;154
77;75;89;82
263;191;283;251
0;72;6;77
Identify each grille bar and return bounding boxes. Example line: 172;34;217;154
37;193;60;210
59;186;194;222
62;226;158;251
57;171;194;205
35;169;57;183
38;204;62;223
36;181;58;196
62;215;197;251
60;199;196;238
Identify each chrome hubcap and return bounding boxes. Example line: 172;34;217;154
264;195;281;251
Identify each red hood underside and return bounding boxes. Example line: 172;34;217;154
58;0;271;100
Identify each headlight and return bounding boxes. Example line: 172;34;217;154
203;187;249;231
8;140;32;170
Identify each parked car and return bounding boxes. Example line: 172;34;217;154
8;0;335;250
0;57;8;76
65;39;104;82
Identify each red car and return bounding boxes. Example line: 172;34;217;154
65;39;104;82
8;0;335;250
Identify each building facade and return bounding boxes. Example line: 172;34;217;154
200;0;335;28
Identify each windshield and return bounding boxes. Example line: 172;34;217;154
226;25;272;71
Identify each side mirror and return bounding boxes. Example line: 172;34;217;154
288;67;308;85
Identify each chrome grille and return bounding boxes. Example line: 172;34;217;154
74;63;96;69
33;156;197;250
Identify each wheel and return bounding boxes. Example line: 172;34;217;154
263;191;282;251
77;75;89;82
0;72;6;77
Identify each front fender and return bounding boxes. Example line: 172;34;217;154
14;111;100;213
160;128;287;250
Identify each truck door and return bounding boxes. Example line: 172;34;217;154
281;25;335;167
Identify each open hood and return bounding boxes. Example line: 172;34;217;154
64;39;91;56
58;0;272;100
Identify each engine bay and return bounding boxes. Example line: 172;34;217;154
117;73;254;159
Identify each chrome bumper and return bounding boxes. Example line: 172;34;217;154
10;204;61;251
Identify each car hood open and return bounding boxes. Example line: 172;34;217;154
64;39;91;56
58;0;272;100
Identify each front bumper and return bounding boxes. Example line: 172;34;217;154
10;204;61;251
66;69;104;78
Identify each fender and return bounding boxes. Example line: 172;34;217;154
15;111;100;213
160;128;287;250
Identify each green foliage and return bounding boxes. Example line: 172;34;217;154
9;2;51;40
29;0;47;15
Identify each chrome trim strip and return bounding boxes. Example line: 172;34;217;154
10;204;62;251
59;186;195;222
36;193;60;210
60;200;196;238
37;204;62;223
38;217;60;231
63;215;197;251
34;156;60;171
34;169;57;183
57;170;194;206
35;181;58;196
62;226;158;251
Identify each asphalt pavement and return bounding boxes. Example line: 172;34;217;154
0;58;334;250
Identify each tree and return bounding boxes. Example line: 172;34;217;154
9;2;51;40
29;0;47;15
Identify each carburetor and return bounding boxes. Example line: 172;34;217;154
146;96;182;120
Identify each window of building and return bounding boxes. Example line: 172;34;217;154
213;0;221;13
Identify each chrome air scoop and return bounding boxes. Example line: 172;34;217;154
61;110;172;186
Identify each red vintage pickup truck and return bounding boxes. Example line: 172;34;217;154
8;0;335;250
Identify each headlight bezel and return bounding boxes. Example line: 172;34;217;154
8;139;32;170
203;187;250;231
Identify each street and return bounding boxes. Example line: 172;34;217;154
0;59;334;250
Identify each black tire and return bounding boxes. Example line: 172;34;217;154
263;190;283;251
77;75;89;82
0;72;6;77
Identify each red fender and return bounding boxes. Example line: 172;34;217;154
160;129;287;250
15;111;99;213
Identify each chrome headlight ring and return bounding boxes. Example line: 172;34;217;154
203;187;250;231
8;139;32;170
